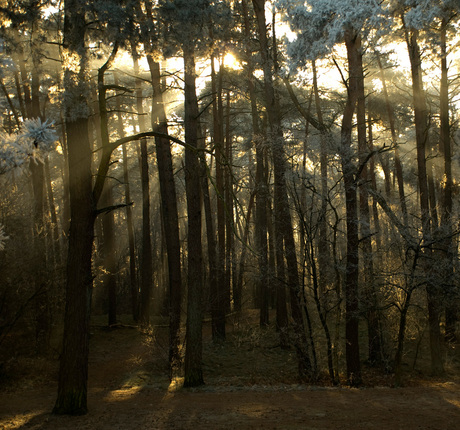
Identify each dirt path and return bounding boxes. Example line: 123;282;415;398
1;382;460;429
1;322;460;429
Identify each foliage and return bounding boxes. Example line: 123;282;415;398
0;132;28;174
0;119;58;174
22;118;58;152
277;0;390;64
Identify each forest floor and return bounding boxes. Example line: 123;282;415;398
1;310;460;429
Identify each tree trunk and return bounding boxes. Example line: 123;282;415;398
97;45;119;327
183;43;204;387
147;57;183;374
139;138;153;326
53;121;94;415
30;158;50;355
342;29;362;386
403;20;444;376
132;49;153;327
211;53;226;341
224;90;234;314
439;19;456;342
100;185;117;326
241;0;270;327
44;157;63;267
53;1;94;414
234;192;255;312
355;47;381;365
252;0;313;379
312;61;331;298
122;141;138;321
201;149;220;337
114;73;138;322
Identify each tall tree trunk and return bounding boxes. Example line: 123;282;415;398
139;138;153;326
132;49;153;326
342;29;362;386
122;141;138;321
439;19;456;342
241;0;270;328
114;73;138;322
356;49;381;365
53;1;95;415
201;150;220;335
224;90;234;313
252;0;313;379
211;53;226;341
97;44;119;327
183;43;204;387
403;20;444;376
147;57;183;375
312;61;331;299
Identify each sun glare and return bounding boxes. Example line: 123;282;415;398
223;52;241;70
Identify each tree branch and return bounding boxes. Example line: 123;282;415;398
283;76;329;133
367;187;418;249
95;202;133;216
103;84;133;93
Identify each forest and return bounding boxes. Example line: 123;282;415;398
1;0;460;424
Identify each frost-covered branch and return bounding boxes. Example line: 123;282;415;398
0;118;59;175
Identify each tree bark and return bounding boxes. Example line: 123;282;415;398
211;53;226;341
224;90;234;314
131;49;153;327
44;156;63;267
53;1;94;414
147;57;183;374
100;186;117;326
97;44;119;327
342;29;362;386
241;0;270;328
114;73;138;322
439;19;456;342
403;19;444;375
183;43;204;387
30;158;50;355
139;137;153;326
252;0;313;379
234;192;255;312
312;61;331;299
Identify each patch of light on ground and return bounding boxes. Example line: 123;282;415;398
105;386;143;401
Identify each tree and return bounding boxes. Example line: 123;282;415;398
54;0;177;412
400;0;445;375
253;0;314;380
182;40;205;387
52;0;95;414
279;0;389;385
